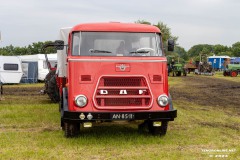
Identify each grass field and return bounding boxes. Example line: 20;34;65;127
0;75;239;160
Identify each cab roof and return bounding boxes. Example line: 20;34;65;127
71;22;161;33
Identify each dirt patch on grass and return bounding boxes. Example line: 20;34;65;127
1;86;43;96
170;76;240;110
0;85;51;103
198;121;240;131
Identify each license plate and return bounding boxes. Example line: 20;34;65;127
111;113;135;120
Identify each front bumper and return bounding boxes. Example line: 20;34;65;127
62;109;177;122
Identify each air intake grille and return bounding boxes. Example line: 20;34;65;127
103;78;142;86
94;76;152;109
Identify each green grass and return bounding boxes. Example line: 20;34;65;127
0;77;239;160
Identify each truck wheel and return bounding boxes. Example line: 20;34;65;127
64;122;80;138
47;75;60;103
148;121;168;136
230;71;238;77
138;121;148;133
60;96;64;131
177;71;181;76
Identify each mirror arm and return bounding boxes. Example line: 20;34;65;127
41;42;56;53
41;40;65;53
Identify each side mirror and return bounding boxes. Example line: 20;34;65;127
54;40;64;50
168;39;174;51
41;40;65;53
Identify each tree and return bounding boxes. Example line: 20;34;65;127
213;44;228;55
217;51;233;57
231;42;240;57
154;22;178;44
188;44;213;58
0;41;56;55
135;20;151;25
135;20;178;44
174;46;188;61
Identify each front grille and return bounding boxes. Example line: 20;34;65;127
94;76;152;109
103;78;142;86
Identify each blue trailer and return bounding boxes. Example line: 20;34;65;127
231;57;240;64
208;56;230;70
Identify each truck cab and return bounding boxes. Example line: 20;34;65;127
56;22;177;137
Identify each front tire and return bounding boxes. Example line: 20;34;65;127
64;122;80;138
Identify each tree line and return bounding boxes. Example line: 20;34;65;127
1;20;240;62
187;43;240;61
0;41;56;55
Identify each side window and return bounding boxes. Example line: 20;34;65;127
3;64;19;71
156;34;162;56
72;32;80;55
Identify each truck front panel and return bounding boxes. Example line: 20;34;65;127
67;57;169;112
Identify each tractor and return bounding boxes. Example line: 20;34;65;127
42;51;60;103
223;64;240;77
195;54;213;75
167;56;186;76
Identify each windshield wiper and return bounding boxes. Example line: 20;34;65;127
129;50;150;54
89;49;112;53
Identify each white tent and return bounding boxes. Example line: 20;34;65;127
0;56;23;84
19;54;57;81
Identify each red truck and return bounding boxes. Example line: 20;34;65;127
45;22;177;137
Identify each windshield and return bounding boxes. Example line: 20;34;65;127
72;32;163;57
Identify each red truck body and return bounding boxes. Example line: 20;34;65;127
54;22;177;137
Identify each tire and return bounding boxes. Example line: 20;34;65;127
148;121;168;136
44;70;56;93
64;122;80;138
230;71;238;77
60;96;64;131
60;88;68;131
47;74;60;103
176;71;181;76
223;71;228;76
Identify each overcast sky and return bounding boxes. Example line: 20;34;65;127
0;0;240;50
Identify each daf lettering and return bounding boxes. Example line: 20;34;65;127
139;89;147;95
119;90;127;95
100;89;147;95
100;90;108;95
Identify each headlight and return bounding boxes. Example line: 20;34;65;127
75;95;88;107
157;94;169;107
